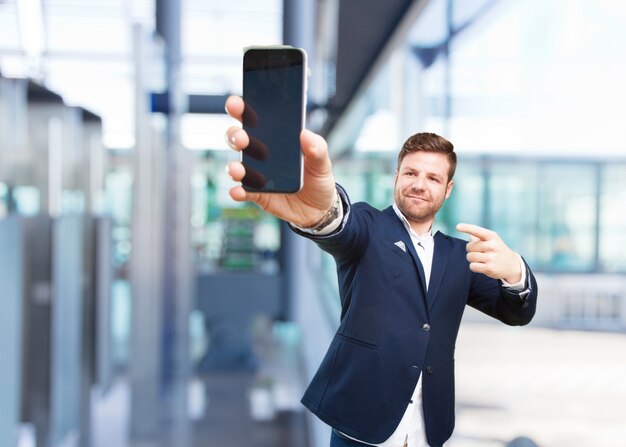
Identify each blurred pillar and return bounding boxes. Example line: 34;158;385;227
130;24;165;441
280;0;317;322
0;217;23;447
283;0;316;54
157;0;194;444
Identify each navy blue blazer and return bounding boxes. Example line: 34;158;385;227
293;186;538;446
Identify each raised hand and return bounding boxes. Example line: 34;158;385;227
224;95;337;227
456;223;522;284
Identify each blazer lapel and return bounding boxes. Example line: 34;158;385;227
405;236;428;299
383;207;428;300
427;231;452;311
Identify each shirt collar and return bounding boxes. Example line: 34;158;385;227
392;202;433;241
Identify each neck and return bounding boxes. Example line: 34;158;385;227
409;218;434;236
392;202;435;236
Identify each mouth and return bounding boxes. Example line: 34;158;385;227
406;194;428;202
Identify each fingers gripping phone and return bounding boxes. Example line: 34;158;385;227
241;46;307;193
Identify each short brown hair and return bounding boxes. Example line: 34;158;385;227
397;132;457;181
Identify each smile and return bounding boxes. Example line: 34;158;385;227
406;195;428;202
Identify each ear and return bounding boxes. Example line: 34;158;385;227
444;180;454;199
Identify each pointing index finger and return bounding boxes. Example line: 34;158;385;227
456;223;494;241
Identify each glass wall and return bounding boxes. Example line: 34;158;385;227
600;164;626;273
437;158;626;273
327;0;626;275
332;154;626;274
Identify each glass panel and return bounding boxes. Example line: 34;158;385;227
369;172;395;210
448;0;626;157
0;182;7;218
50;217;83;444
13;186;40;215
111;279;132;368
191;150;281;272
488;161;539;267
182;0;282;96
536;164;597;272
420;54;448;136
334;167;368;204
0;218;23;447
0;2;21;50
447;0;526;154
439;158;484;236
408;0;448;46
599;164;626;272
46;16;130;54
105;167;133;267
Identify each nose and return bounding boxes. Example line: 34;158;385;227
411;175;426;191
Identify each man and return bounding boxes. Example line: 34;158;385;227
224;96;537;447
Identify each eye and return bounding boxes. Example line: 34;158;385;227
429;176;441;183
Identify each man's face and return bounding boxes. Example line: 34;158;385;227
394;151;454;225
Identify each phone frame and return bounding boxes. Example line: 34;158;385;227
241;45;307;193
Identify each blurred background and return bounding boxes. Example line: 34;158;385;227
1;0;626;446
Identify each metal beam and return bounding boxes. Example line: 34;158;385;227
151;93;229;115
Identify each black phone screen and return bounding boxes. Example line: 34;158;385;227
242;47;306;193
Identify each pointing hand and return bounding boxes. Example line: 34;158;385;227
456;223;522;284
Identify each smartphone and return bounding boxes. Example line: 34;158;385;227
241;46;307;193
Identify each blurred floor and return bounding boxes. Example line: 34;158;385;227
193;371;308;447
447;323;626;447
91;315;309;447
92;323;626;447
92;371;309;447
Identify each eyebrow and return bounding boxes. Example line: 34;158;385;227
401;167;445;181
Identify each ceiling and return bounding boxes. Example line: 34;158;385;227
0;0;426;147
321;0;418;136
0;0;282;148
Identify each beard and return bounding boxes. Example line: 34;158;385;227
394;186;445;224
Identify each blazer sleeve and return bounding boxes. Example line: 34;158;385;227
467;257;538;326
290;184;375;264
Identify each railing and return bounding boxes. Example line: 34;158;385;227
533;274;626;331
461;273;626;332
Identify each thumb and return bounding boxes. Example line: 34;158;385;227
465;235;480;253
300;129;332;175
